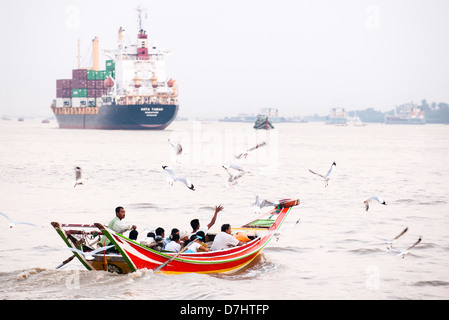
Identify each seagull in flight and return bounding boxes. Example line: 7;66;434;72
252;195;279;214
168;139;183;163
387;237;422;259
73;166;87;188
364;196;387;212
222;164;248;187
66;245;114;260
273;218;301;241
0;212;41;228
308;162;336;187
376;227;408;247
235;142;267;159
162;166;195;191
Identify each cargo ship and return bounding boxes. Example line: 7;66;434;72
326;107;347;126
385;103;425;125
51;7;179;130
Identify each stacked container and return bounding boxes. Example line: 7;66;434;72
55;67;111;108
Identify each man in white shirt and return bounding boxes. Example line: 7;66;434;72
210;224;246;251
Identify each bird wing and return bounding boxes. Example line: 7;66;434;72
260;199;275;207
0;212;12;222
324;163;335;179
91;245;114;254
224;163;247;172
406;237;422;251
308;169;325;179
162;166;177;178
393;227;409;241
16;222;41;227
247;142;267;152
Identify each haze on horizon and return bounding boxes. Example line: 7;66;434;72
0;0;448;120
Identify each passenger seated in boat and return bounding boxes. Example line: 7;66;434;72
183;233;210;253
167;228;179;242
196;231;209;250
164;233;181;252
155;227;169;249
140;232;156;248
100;206;138;247
210;224;247;251
190;205;223;241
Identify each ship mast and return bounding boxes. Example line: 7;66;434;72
135;5;147;31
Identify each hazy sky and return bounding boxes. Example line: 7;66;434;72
1;0;448;119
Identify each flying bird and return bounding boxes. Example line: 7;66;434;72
162;166;195;191
168;138;183;163
364;196;387;212
376;227;408;247
387;237;422;259
0;212;41;228
235;142;267;159
66;245;114;260
73;166;87;188
252;195;279;214
308;162;336;187
222;164;248;187
273;218;301;241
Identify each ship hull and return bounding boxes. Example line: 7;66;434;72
52;103;179;130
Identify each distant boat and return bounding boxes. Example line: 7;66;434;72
326;107;347;126
42;119;50;124
347;115;366;126
253;116;274;130
1;116;11;121
18;117;24;122
385;103;425;125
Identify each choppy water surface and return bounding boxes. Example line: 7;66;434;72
0;119;448;300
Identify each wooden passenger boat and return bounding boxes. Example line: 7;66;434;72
51;199;299;274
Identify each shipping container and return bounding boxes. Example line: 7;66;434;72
57;89;72;98
95;70;106;80
63;98;72;107
87;98;97;107
72;79;87;89
72;69;87;80
57;79;72;89
63;79;72;89
105;60;115;70
95;79;105;89
105;70;115;79
72;88;88;98
87;70;97;80
87;80;96;89
72;97;87;108
55;98;64;107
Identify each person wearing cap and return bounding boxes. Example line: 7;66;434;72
189;205;223;240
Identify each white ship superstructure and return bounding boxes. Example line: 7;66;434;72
104;6;178;106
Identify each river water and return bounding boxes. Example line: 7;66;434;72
0;119;448;300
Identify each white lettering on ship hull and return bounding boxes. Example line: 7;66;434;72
141;107;164;117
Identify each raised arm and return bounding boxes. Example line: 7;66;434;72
207;205;223;230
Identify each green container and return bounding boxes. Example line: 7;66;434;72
72;89;88;97
105;70;115;79
105;60;115;71
87;70;97;80
95;70;106;80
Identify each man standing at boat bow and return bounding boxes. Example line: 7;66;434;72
100;206;137;246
